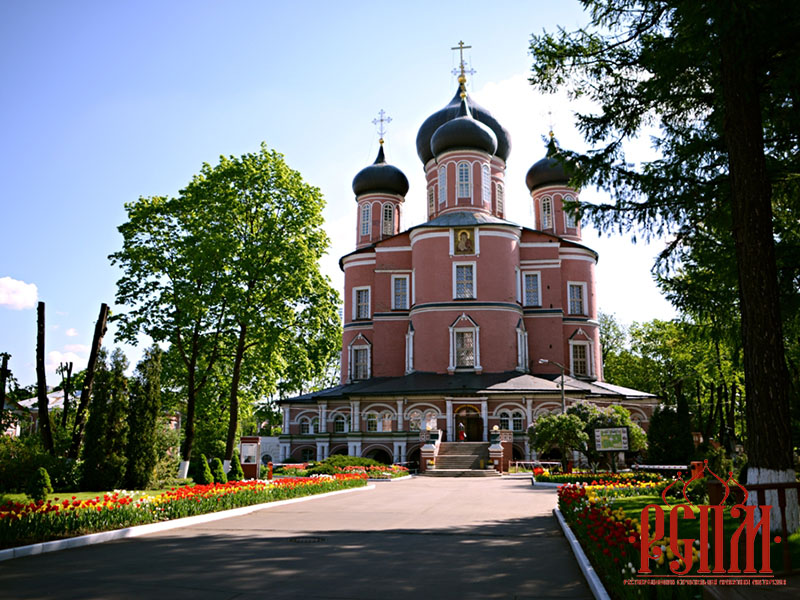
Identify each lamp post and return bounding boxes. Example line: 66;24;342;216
539;358;566;414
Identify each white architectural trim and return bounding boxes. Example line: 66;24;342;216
391;274;410;310
569;339;594;378
522;270;542;307
352;286;371;320
342;259;376;270
567;281;588;316
452;261;477;299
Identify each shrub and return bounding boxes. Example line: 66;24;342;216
229;450;244;481
211;458;227;484
305;463;337;476
0;435;81;493
323;455;386;468
26;467;53;502
193;454;213;485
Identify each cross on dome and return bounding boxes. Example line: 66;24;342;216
451;40;473;97
372;109;392;145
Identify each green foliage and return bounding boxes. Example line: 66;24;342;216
80;349;129;491
0;435;81;493
566;400;646;469
26;467;53;502
192;454;213;485
228;450;244;481
210;458;227;484
529;413;588;470
320;455;386;468
125;347;162;490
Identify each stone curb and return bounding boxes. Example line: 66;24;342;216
0;483;376;563
531;481;562;488
367;475;413;482
553;507;611;600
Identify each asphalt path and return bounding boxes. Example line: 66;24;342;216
0;477;592;600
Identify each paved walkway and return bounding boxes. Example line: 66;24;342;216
0;477;592;600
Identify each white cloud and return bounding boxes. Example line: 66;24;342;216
64;344;89;354
0;276;38;310
46;350;86;374
65;327;78;337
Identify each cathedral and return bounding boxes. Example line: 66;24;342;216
277;64;656;468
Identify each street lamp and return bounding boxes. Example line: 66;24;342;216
539;358;566;414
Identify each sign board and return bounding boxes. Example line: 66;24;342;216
594;427;629;452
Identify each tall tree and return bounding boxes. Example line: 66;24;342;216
181;145;340;463
35;302;54;454
0;352;9;414
57;361;73;428
529;0;798;526
125;346;162;489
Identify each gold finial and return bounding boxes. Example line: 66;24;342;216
372;109;392;143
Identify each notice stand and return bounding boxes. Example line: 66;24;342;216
593;427;629;473
239;436;261;480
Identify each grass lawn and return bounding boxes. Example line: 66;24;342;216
0;489;183;505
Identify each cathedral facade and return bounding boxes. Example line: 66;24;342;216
278;76;656;467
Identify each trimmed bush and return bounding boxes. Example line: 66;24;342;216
26;467;53;502
323;455;386;468
229;450;244;481
211;458;227;484
193;454;213;485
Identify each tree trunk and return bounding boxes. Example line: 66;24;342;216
703;385;714;443
719;2;796;531
0;353;9;414
36;302;55;454
225;323;248;461
69;303;109;458
60;361;73;428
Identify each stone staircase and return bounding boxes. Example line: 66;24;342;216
421;442;500;477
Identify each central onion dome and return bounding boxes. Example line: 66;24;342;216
416;85;511;164
430;96;497;156
352;145;409;196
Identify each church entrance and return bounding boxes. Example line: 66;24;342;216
455;405;483;442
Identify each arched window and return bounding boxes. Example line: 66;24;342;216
496;184;504;216
512;412;523;431
424;410;438;431
457;162;470;198
409;410;422;431
564;195;578;228
366;413;378;432
381;412;393;432
300;417;310;434
311;417;319;434
541;197;553;229
334;414;347;433
482;164;491;206
360;203;370;236
382;203;394;235
300;448;315;462
499;412;510;430
438;166;447;204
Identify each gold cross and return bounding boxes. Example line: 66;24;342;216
451;40;472;78
372;109;392;144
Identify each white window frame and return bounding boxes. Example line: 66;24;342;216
365;412;378;432
499;412;510;430
438;166;447;204
452;262;476;299
564;194;578;228
522;271;542;307
300;418;310;435
481;164;491;206
428;187;435;216
353;286;371;320
333;413;348;433
349;343;371;381
541;196;553;229
457;161;471;199
569;340;593;378
382;203;394;235
496;183;504;216
360;203;371;236
408;410;422;431
567;281;587;315
448;315;481;372
512;412;524;431
405;324;415;374
516;321;529;372
392;275;409;310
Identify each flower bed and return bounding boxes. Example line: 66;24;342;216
0;474;366;549
334;465;409;479
536;471;663;485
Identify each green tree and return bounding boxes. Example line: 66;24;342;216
229;449;244;481
528;413;588;471
529;0;797;509
566;400;646;471
125;346;162;489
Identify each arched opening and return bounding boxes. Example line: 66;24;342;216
407;446;421;471
455;405;483;441
364;447;392;465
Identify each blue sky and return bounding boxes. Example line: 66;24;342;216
0;1;675;387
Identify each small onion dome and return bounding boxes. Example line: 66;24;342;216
430;97;498;157
416;85;511;164
525;155;571;191
352;145;409;197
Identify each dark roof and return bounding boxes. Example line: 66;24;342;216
430;97;497;156
352;145;409;197
416;85;511;164
280;371;656;404
525;155;571;191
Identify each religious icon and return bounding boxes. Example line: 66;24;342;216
454;228;474;254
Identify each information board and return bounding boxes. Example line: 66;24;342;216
594;427;629;451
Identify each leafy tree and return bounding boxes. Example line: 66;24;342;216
529;0;797;505
648;405;691;465
567;400;646;470
528;413;588;471
125;346;162;489
80;349;129;490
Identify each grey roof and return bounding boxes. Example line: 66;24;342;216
280;371;656;404
525;155;571;191
420;210;519;228
352;145;409;197
430;97;497;156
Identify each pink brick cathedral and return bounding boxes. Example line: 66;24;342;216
278;70;656;468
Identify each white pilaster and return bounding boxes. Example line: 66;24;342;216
282;406;290;432
319;402;327;433
396;399;404;431
481;400;488;442
525;397;533;429
352;400;361;432
446;400;453;441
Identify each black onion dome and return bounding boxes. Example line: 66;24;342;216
352;145;409;197
525;155;571;191
430;97;498;157
416;85;511;164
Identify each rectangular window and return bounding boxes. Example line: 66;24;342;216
438;167;447;204
334;417;346;433
455;331;475;367
542;198;552;229
457;162;470;198
455;265;474;299
366;413;378;432
512;414;523;431
524;273;540;306
568;283;585;315
392;276;408;310
482;165;491;206
355;288;370;319
360;204;370;236
353;348;369;380
496;184;504;216
572;344;588;377
428;188;435;215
